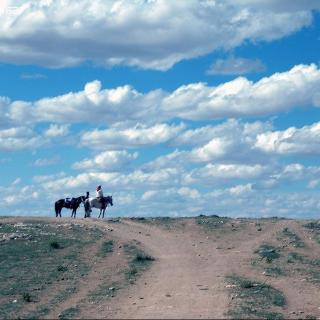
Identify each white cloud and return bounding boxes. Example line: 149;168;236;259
177;187;200;199
44;124;69;138
32;171;67;183
0;1;316;70
40;166;181;192
308;179;320;189
12;177;21;185
228;183;253;195
81;123;185;149
207;56;266;75
162;64;320;120
0;127;44;151
255;121;320;154
183;164;266;187
33;156;60;167
73;150;138;171
2;64;320;126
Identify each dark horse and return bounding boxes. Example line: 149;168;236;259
84;196;113;219
55;196;86;218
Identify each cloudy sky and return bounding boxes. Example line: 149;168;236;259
1;0;320;218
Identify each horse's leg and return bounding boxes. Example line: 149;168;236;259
98;209;101;219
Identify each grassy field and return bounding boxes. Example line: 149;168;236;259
0;219;104;319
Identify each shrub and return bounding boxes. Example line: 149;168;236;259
50;241;60;249
57;265;68;272
23;292;32;302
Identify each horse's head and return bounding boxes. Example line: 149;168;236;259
107;195;113;206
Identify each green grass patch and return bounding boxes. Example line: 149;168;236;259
287;252;305;263
22;292;32;303
58;306;80;319
0;221;102;319
50;241;61;249
196;216;230;232
264;266;285;277
133;252;155;263
304;221;320;230
57;265;68;272
134;216;185;230
89;281;119;301
98;240;114;257
123;242;155;283
281;228;305;248
255;244;280;263
303;221;320;244
286;252;320;284
226;275;286;319
308;269;320;283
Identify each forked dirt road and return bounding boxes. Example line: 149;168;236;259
80;218;320;319
2;216;320;319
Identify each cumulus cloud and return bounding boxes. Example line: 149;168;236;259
44;124;69;137
40;166;181;192
81;123;185;149
186;164;266;181
2;64;320;126
73;150;138;171
255;121;320;154
180;119;271;164
0;1;316;70
0;127;44;151
11;164;320;218
162;64;320;120
207;56;266;75
228;183;253;195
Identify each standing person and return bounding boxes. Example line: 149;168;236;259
96;185;105;207
84;191;91;217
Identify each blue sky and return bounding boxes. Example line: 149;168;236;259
1;0;320;218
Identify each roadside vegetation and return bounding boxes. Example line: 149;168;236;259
123;241;155;284
304;221;320;244
0;220;102;319
226;275;286;319
132;216;186;230
280;227;305;248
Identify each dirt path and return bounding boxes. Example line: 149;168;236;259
101;219;320;319
101;219;229;319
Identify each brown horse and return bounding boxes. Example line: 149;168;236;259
54;196;86;218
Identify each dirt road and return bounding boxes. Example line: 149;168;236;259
79;217;320;319
2;216;320;319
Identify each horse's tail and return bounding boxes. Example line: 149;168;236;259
55;201;59;215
